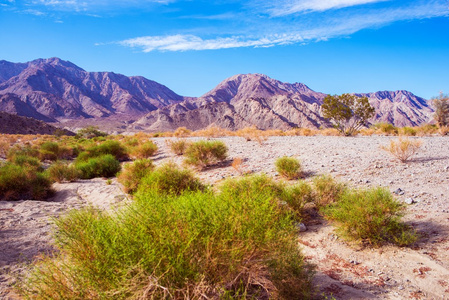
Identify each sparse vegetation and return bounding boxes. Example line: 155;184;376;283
117;159;154;194
321;94;375;136
431;93;449;130
46;161;80;183
166;138;190;155
75;126;108;139
75;154;121;179
184;140;228;169
235;126;269;144
380;137;423;163
136;162;205;196
19;173;314;299
322;187;417;246
173;126;192;137
128;140;158;159
275;156;302;180
312;175;346;210
0;161;53;200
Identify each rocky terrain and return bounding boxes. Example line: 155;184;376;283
0;111;73;135
0;58;434;133
1;135;448;299
0;58;184;121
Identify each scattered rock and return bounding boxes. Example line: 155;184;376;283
296;223;307;232
404;198;415;205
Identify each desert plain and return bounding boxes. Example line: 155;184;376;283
1;135;449;299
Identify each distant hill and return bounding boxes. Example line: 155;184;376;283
0;112;74;135
0;58;434;132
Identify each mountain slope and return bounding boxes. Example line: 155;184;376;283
0;112;74;135
0;58;184;120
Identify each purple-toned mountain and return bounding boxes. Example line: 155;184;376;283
136;73;433;130
0;58;184;121
0;58;434;131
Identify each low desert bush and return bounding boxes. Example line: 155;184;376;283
166;139;190;155
11;155;43;172
19;174;313;299
128;141;158;159
319;128;340;136
282;181;315;221
192;126;232;138
398;127;417;136
312;175;346;210
76;140;128;162
173;126;192;137
136;162;204;196
0;163;53;200
322;187;417;246
75;126;108;139
235;126;268;144
372;123;398;135
380;137;423;163
416;124;438;136
46;162;80;183
7;145;39;161
275;156;302;180
75;154;121;179
117;159;154;194
184;140;228;169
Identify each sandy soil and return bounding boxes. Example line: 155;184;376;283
1;135;448;299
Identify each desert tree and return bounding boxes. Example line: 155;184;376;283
432;92;449;128
321;93;375;136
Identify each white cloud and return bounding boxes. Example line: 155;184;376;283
118;1;449;52
268;0;387;16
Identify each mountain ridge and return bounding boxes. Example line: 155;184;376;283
0;58;434;131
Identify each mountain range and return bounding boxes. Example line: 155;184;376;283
0;58;434;132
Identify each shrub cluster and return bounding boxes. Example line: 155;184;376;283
75;154;121;179
322;187;417;246
46;161;80;183
380;137;423;163
20;174;314;299
166;138;190;155
184;140;228;169
117;159;154;194
275;156;302;180
0;160;53;201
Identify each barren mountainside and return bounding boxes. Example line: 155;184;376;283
0;111;74;135
0;58;434;131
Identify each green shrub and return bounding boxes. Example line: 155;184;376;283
322;187;417;246
117;159;154;194
46;162;80;183
7;145;39;161
136;162;204;196
20;177;313;299
38;141;60;161
75;140;128;162
184;140;228;169
275;156;302;180
129;141;158;159
399;127;417;136
167;139;190;155
10;155;43;172
75;154;121;179
282;181;315;221
75;126;108;139
372;123;398;135
0;163;53;200
312;175;346;210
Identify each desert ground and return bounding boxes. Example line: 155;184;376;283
1;135;448;299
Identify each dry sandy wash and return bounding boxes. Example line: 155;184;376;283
1;135;449;299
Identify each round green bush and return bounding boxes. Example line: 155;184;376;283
275;156;302;180
75;154;121;179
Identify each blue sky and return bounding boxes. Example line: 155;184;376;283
0;0;448;99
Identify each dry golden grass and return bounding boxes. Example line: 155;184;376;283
319;128;340;136
173;127;192;137
380;137;423;163
192;126;233;138
235;126;269;144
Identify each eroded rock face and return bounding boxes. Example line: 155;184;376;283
0;59;434;131
0;58;184;120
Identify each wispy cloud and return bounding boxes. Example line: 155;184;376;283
117;1;449;52
266;0;388;16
